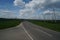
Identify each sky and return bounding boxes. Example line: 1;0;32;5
0;0;60;20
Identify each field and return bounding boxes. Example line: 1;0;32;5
28;20;60;32
0;18;60;32
0;18;21;29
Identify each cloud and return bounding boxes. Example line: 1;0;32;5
0;10;17;18
42;9;60;20
46;1;60;9
14;0;60;19
14;0;46;19
14;0;25;8
25;0;45;8
19;8;36;19
43;10;53;15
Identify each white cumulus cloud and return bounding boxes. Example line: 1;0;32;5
0;10;17;18
14;0;25;8
14;0;60;19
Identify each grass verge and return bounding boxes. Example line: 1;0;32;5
29;20;60;32
0;19;21;29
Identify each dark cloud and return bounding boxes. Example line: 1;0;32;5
45;1;60;9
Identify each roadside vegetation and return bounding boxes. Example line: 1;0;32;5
29;20;60;32
0;18;21;29
0;18;60;32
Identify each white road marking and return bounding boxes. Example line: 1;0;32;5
20;23;34;40
36;28;53;37
26;21;53;37
20;22;52;40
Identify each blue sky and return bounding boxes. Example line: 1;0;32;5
0;0;60;20
0;0;32;18
0;0;32;10
0;0;20;12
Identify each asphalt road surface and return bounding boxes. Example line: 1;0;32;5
0;21;60;40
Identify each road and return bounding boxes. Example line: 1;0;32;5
0;21;60;40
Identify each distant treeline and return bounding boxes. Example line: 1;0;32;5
0;18;21;21
0;18;60;23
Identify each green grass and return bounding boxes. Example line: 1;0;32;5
0;19;21;29
29;20;60;32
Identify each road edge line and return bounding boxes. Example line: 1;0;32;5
20;23;34;40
